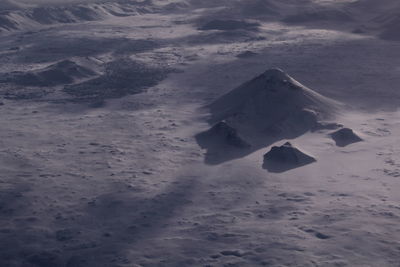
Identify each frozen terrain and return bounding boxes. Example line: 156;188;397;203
0;0;400;266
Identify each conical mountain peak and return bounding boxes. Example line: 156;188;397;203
261;68;290;81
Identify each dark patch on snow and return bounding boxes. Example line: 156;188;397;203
236;50;258;58
195;121;251;165
330;128;363;147
196;121;251;149
303;228;332;240
263;142;316;173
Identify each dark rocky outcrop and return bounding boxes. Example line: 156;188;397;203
263;142;316;173
330;128;362;147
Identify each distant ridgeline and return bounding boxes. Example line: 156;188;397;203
0;0;155;33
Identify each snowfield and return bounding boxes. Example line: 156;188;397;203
0;0;400;266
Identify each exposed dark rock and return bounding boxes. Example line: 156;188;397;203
330;128;363;147
197;121;250;149
263;142;316;173
236;50;258;58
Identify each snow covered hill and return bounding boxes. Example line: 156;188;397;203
197;69;341;164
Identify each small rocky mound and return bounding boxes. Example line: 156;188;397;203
263;142;316;173
1;60;96;87
38;60;96;83
196;121;250;149
330;128;362;147
64;59;169;103
236;50;258;58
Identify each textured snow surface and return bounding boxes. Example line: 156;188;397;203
1;0;400;266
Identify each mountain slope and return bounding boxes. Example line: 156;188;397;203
209;68;339;136
197;68;341;164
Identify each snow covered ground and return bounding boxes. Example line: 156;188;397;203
0;0;400;266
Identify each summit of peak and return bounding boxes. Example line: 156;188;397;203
261;68;290;80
